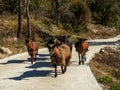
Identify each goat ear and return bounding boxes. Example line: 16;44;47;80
26;38;30;41
67;35;71;38
25;39;28;45
77;37;80;39
83;38;87;41
77;37;80;40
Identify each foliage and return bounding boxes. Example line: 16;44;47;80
0;0;120;30
69;0;91;24
98;75;113;85
60;0;91;32
90;46;120;90
111;83;120;90
0;0;18;14
98;75;120;90
88;0;120;28
30;0;53;17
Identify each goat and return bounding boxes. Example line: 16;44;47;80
46;37;56;60
51;44;71;77
46;35;72;61
25;39;38;64
56;35;73;52
75;38;89;65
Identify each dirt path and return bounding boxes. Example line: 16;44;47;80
0;36;120;90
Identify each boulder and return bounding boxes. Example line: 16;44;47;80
0;47;12;55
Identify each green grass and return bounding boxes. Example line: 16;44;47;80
98;75;113;85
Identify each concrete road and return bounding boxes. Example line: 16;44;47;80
0;36;120;90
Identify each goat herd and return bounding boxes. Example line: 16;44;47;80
25;36;89;77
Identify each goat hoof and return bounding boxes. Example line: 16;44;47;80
55;74;57;77
82;61;84;64
62;70;65;74
79;61;81;65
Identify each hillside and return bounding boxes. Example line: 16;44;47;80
90;45;120;90
0;0;120;59
0;15;120;59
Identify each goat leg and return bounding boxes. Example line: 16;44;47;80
84;54;86;61
66;57;71;66
53;64;57;77
61;66;64;74
31;57;34;64
81;53;84;65
35;54;37;61
64;65;67;73
78;53;81;65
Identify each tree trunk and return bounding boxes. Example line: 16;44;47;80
55;0;60;25
17;0;22;38
25;0;31;38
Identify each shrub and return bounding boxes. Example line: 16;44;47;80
98;75;113;85
111;83;120;90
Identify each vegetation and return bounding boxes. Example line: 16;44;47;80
90;47;120;90
0;0;120;29
86;0;120;29
0;0;120;58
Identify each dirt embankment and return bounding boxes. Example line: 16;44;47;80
90;45;120;90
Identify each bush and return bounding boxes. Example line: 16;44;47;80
74;25;88;33
98;75;113;85
111;83;120;90
88;0;120;29
63;23;74;32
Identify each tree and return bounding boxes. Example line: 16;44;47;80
17;0;22;39
2;0;18;14
68;0;91;31
25;0;31;38
55;0;61;24
17;0;31;39
89;0;120;26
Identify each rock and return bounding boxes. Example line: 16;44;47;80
99;48;106;53
0;47;12;55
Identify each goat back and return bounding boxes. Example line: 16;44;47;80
59;44;71;58
82;41;89;51
75;40;89;53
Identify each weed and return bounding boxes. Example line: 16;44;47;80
98;75;113;85
110;83;120;90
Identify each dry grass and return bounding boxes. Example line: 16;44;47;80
0;15;120;59
90;46;120;89
86;24;120;39
0;16;73;59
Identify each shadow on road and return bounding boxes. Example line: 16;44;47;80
8;53;53;80
27;57;49;62
26;61;52;68
9;70;51;80
0;60;26;64
38;54;50;57
27;53;50;61
88;39;120;46
26;53;52;68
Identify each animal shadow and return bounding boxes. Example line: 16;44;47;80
9;70;51;80
0;60;25;64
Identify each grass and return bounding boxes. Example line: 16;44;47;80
0;15;120;59
0;15;74;59
90;46;120;90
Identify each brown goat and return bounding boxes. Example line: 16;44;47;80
75;38;89;65
25;39;38;64
56;35;73;52
46;37;56;60
51;44;71;77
